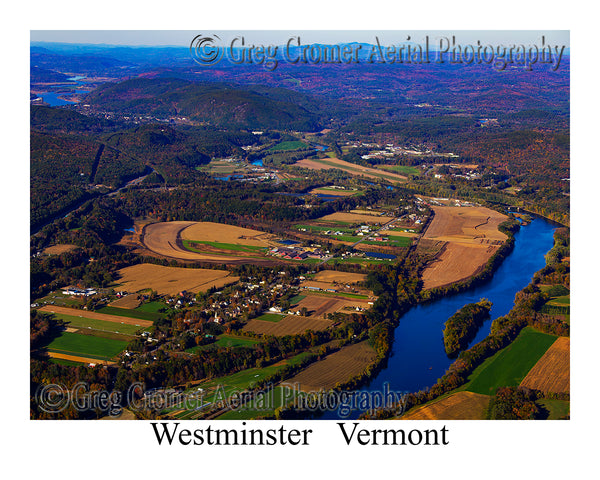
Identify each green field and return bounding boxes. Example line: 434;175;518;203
465;327;557;395
165;352;312;419
136;301;165;313
97;305;161;322
537;399;570;419
51;312;147;336
294;224;355;234
268;141;309;152
186;334;261;353
254;313;287;323
46;331;128;360
182;239;264;255
364;237;412;247
379;165;421;176
289;294;306;305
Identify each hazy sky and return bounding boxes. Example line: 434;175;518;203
30;30;570;48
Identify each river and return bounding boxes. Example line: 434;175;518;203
318;216;557;419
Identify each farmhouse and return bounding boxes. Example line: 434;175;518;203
63;287;97;296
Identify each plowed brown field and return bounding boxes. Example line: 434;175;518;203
242;315;333;336
115;264;238;296
420;205;508;289
401;391;491;420
520;337;570;394
285;341;377;392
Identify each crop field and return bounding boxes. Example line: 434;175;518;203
421;243;498;290
295;293;370;316
42;244;79;255
46;331;128;361
420;205;508;289
39;305;153;327
140;221;281;264
423;206;507;243
268;140;309;152
108;294;141;309
186;334;261;353
310;187;360;196
318;212;392;225
401;391;490;420
46;312;146;336
520;337;570;394
254;313;287;322
379;165;421;176
286;341;377;392
96;305;161;322
166;352;312;419
466;327;558;395
242;315;333;336
312;270;367;284
115;263;238;296
295;157;407;184
181;221;277;247
47;351;117;365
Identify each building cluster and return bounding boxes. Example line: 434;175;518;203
268;245;328;261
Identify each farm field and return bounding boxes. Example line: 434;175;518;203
318;211;393;225
295;292;371;316
465;327;558;396
186;334;261;353
253;313;287;322
401;391;490;420
108;295;140;309
294;157;407;184
312;270;366;284
286;341;377;392
166;352;312;419
537;399;570;419
42;244;79;255
181;221;277;247
268;140;309;151
96;305;161;322
420;205;508;289
46;312;147;336
310;186;360;197
47;351;117;365
242;315;333;336
140;221;282;264
115;263;238;296
378;165;421;176
45;331;128;361
520;337;570;394
38;305;153;327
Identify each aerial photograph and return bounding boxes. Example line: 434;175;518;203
29;29;570;423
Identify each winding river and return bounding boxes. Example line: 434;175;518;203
320;216;557;419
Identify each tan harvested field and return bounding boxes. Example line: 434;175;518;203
181;221;277;247
401;391;490;420
39;305;153;327
296;293;370;317
286;341;377;392
47;351;116;365
109;295;140;309
310;187;357;197
295;157;407;184
421;243;498;290
386;230;418;238
313;270;366;284
319;212;392;225
140;221;280;265
423;206;507;243
42;244;79;255
420;205;508;289
116;264;238;296
520;337;570;394
242;315;333;336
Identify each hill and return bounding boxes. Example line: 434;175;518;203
84;78;321;130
